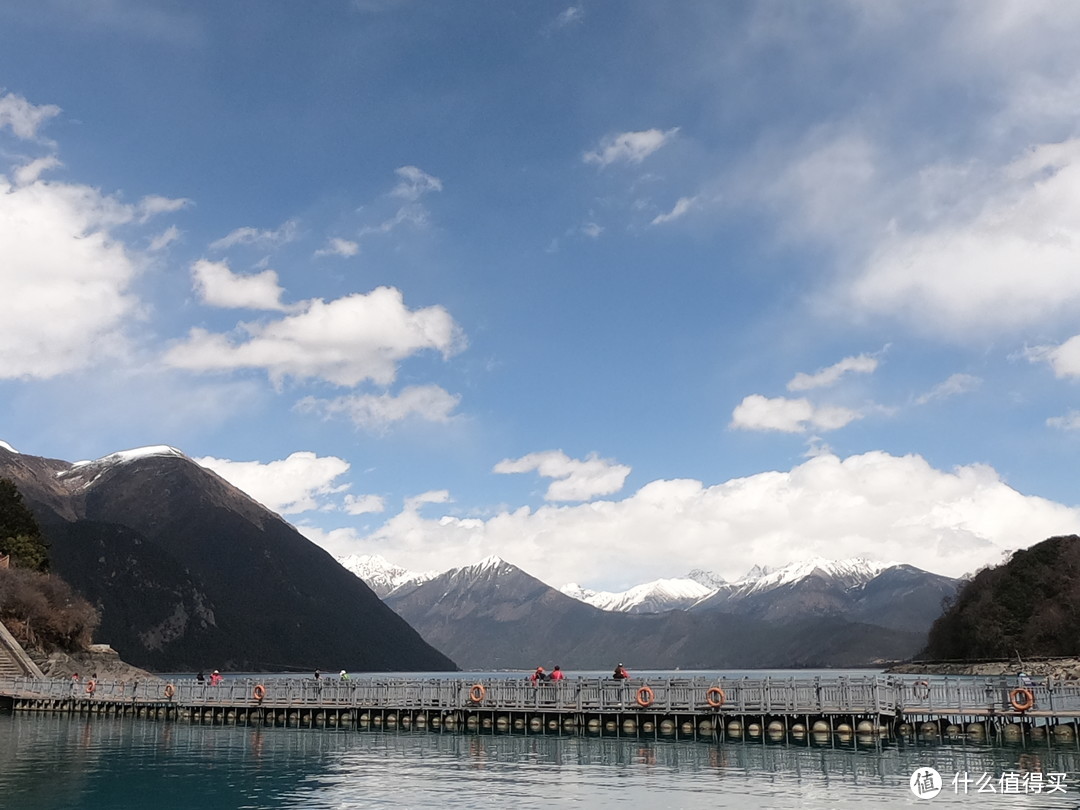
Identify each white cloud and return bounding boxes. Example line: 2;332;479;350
915;373;982;405
1047;410;1080;431
137;194;191;222
0;173;142;379
298;384;461;431
308;451;1080;586
731;394;862;433
164;286;464;387
359;205;429;239
191;259;288;311
581;222;603;238
1028;335;1080;379
13;156;61;186
494;450;631;502
404;489;451;511
210;219;298;251
787;354;879;391
195;451;351;514
344;493;386;515
391;165;442;201
315;237;359;258
0;92;60;139
148;225;181;252
583;128;679;168
651;195;698;225
554;6;583;27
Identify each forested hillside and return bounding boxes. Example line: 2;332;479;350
922;535;1080;660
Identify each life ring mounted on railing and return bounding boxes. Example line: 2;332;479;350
912;680;931;700
253;684;266;701
636;686;655;708
163;683;175;699
1010;687;1035;712
85;680;96;695
469;684;486;703
705;687;725;708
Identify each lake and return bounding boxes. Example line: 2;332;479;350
3;706;1080;809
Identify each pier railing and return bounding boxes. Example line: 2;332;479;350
899;677;1080;715
0;674;899;716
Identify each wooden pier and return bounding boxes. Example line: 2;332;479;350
3;674;1080;745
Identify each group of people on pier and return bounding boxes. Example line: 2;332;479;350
528;663;631;682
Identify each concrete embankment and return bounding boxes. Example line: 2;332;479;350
887;657;1080;680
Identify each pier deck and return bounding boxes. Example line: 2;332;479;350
4;675;1080;743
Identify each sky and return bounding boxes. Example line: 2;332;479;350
2;1;1080;591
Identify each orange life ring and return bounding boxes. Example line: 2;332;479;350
1010;687;1034;712
636;686;654;707
164;683;175;699
912;680;931;700
253;684;266;701
85;680;96;695
705;687;725;708
469;684;486;703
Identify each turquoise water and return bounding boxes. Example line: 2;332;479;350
3;711;1080;809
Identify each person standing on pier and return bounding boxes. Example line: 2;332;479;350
530;666;547;683
613;663;629;680
550;666;565;681
339;670;349;680
314;669;321;680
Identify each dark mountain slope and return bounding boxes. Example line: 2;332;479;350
923;535;1080;660
0;445;456;673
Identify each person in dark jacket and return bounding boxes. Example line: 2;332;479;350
613;663;629;679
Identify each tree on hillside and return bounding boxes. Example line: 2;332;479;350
0;478;49;572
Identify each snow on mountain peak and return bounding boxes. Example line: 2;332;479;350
338;553;436;598
736;556;894;594
561;576;716;613
0;440;19;454
70;445;187;469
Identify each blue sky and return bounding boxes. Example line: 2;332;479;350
2;1;1080;589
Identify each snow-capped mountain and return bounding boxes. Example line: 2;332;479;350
560;576;718;613
338;553;437;598
724;557;894;598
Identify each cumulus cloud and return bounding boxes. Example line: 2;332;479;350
787;354;879;392
164;286;464;387
210;219;298;251
315;237;359;258
391;165;442;201
195;451;350;514
191;259;288;311
306;451;1080;586
298;384;461;431
13;156;61;186
651;195;698;225
1028;335;1080;379
0;172;142;379
915;373;982;405
494;450;631;502
404;489;451;511
344;493;386;515
0;92;60;139
730;395;862;433
583;128;679;168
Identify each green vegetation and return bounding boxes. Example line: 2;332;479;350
0;478;98;652
0;478;49;571
922;535;1080;660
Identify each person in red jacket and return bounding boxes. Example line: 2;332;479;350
549;666;565;681
613;663;629;680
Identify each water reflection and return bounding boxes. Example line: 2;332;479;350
2;713;1079;809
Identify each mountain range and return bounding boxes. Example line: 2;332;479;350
343;553;961;670
0;444;455;673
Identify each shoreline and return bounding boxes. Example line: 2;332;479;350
886;657;1080;679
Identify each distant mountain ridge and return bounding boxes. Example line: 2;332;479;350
0;443;456;673
342;553;957;670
